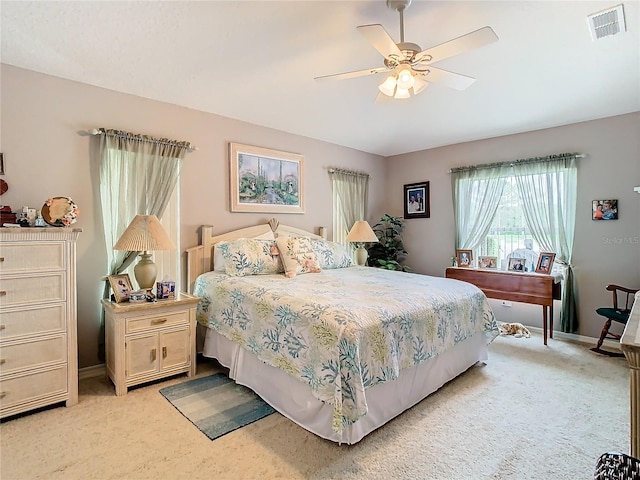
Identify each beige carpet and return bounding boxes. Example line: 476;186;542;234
0;334;630;480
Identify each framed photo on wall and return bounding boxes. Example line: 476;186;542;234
456;249;472;267
229;142;304;214
592;199;618;220
535;252;556;274
403;181;430;219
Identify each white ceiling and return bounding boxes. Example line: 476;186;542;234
2;1;639;157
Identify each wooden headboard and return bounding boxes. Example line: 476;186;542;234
186;218;327;293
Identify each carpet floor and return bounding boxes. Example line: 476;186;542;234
0;334;630;480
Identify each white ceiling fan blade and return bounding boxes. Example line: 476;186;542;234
418;67;476;90
357;24;404;60
314;67;388;82
412;76;429;95
414;26;498;64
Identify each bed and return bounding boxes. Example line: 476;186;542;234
186;220;498;444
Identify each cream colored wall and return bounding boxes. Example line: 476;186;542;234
385;112;640;338
0;64;386;368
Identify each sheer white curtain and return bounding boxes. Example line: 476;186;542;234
329;169;370;244
451;164;511;251
512;155;578;332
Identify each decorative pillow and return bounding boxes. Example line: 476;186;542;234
219;238;283;276
213;230;275;272
275;236;322;278
312;239;354;269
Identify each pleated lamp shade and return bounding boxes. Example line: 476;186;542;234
113;215;175;291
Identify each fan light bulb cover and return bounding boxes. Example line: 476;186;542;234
396;67;415;90
379;75;397;97
394;87;411;99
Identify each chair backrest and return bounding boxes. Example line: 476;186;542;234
607;284;639;313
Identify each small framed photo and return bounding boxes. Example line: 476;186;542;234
403;181;430;219
456;249;473;267
592;199;618;220
507;257;526;272
108;274;133;303
535;252;556;274
478;256;498;269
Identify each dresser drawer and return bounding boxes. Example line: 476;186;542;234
0;242;65;273
0;273;65;308
0;335;67;375
126;311;189;334
0;304;66;341
0;365;68;411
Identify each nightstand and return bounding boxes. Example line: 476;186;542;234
101;292;200;396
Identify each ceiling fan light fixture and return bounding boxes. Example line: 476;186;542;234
394;87;411;99
396;66;414;90
379;74;397;96
412;75;429;94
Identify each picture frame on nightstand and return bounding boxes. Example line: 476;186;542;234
108;274;133;303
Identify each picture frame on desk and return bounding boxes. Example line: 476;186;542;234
507;257;525;272
478;256;498;269
108;274;133;303
535;252;556;274
456;249;472;267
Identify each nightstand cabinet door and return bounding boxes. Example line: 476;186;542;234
126;334;159;378
160;328;190;371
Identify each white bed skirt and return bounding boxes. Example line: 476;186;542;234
202;327;488;444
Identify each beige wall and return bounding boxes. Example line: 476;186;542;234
385;112;640;338
0;65;386;368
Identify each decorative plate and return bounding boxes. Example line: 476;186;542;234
42;197;79;227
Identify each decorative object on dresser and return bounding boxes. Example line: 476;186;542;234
535;252;555;274
456;249;473;267
403;181;430;219
478;255;498;269
101;292;200;396
0;227;81;419
345;220;378;266
113;214;175;291
507;257;525;271
107;273;134;303
229;142;304;214
42;197;79;227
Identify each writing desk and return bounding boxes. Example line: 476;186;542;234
445;267;561;345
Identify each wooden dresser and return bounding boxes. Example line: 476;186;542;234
445;267;561;345
0;227;81;418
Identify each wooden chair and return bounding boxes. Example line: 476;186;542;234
591;284;639;357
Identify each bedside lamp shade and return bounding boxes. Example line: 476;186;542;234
114;214;175;290
346;220;378;266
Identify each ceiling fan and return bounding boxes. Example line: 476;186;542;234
315;0;498;101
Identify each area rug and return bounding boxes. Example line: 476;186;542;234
159;373;276;440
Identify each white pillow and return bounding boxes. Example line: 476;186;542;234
275;236;322;278
213;230;275;271
312;239;354;269
219;238;283;277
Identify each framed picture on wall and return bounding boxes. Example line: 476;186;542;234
229;142;304;214
592;199;618;220
403;181;430;219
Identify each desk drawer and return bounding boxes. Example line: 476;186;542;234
0;273;65;307
0;304;66;341
0;335;67;375
126;311;189;334
0;242;65;273
0;365;68;411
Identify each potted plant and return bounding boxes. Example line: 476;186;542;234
366;214;411;271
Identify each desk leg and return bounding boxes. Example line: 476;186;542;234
549;302;554;339
542;306;548;346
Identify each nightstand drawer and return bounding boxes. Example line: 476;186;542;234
0;273;65;307
0;365;68;411
125;311;189;334
0;335;67;375
0;242;65;273
0;304;66;341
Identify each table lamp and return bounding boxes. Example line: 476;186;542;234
113;214;175;291
346;220;378;266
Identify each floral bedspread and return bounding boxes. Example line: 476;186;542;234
194;267;498;432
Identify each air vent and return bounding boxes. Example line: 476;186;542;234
588;4;626;40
